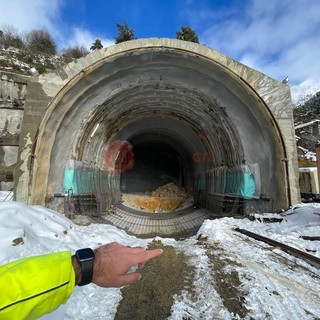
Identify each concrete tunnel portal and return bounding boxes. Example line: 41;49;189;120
25;39;299;237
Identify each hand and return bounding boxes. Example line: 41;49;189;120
91;242;163;288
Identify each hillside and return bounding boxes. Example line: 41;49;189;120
0;46;68;76
294;93;320;166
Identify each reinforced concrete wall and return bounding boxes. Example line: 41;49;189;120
0;39;300;213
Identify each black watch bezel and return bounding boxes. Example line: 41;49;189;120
75;248;95;286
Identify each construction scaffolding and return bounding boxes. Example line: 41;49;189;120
63;160;121;216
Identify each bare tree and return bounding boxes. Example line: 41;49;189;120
61;45;89;63
0;24;24;49
26;29;56;55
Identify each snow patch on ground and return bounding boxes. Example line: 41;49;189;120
1;201;320;319
0;191;13;202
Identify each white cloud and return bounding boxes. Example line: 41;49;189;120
0;0;113;52
291;79;320;104
0;0;62;35
198;0;320;101
59;27;114;51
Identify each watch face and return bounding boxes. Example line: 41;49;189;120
77;248;94;261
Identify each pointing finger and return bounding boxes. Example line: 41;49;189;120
135;248;163;265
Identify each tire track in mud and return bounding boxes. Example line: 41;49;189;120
194;232;320;320
223;231;320;319
195;236;252;319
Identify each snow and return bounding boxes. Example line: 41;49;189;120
294;119;320;130
1;201;320;319
0;191;13;202
297;146;317;162
299;167;317;173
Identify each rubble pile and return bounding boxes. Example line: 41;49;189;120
151;182;188;198
122;183;190;213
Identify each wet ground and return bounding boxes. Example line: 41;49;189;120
115;239;250;320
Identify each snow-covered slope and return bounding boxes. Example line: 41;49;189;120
0;46;66;75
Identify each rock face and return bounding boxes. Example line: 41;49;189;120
0;45;68;192
0;73;27;190
295;120;319;164
0;38;299;215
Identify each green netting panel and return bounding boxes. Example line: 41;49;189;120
225;173;256;199
64;169;95;195
239;172;256;199
204;164;258;199
225;172;242;195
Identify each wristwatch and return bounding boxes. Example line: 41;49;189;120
75;248;95;286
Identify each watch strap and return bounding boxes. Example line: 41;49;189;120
75;248;94;286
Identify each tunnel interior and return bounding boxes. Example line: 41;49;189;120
121;136;186;193
43;47;287;217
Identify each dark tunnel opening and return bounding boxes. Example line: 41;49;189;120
120;140;186;193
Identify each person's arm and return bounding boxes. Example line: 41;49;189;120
0;243;163;320
0;251;75;320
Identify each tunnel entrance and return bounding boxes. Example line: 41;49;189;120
26;39;298;237
121;140;185;193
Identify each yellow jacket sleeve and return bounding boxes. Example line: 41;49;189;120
0;251;75;320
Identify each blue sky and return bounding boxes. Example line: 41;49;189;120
1;0;320;102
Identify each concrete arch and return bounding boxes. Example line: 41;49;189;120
26;38;299;217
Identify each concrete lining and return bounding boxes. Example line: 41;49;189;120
5;39;299;217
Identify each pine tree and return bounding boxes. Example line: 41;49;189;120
90;39;103;51
114;22;136;44
176;26;199;43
